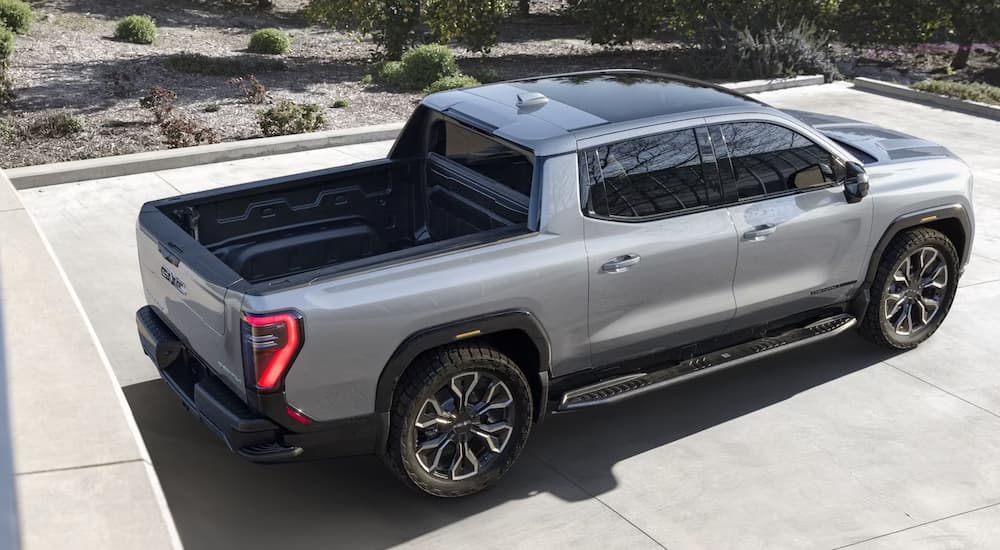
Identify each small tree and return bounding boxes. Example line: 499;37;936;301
942;0;1000;69
424;0;508;54
306;0;421;60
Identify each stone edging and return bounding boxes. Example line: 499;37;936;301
854;77;1000;122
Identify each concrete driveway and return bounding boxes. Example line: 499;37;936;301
18;82;1000;549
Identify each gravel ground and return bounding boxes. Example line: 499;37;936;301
1;0;680;168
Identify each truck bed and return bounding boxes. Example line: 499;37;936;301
150;157;532;284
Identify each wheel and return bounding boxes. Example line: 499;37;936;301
859;227;959;350
384;343;533;497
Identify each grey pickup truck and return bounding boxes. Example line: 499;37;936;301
137;70;974;497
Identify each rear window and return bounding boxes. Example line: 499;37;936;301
430;120;534;197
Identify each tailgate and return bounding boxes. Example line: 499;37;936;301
137;205;248;394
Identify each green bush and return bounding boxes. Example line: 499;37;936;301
566;0;668;45
399;44;459;90
257;100;325;136
735;18;838;79
0;0;33;35
27;112;85;139
468;65;501;83
332;99;349;108
423;74;480;93
424;0;508;54
912;80;1000;106
248;28;291;55
114;15;157;45
371;60;405;88
306;0;421;60
0;26;14;62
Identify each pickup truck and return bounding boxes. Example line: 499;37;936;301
137;70;974;497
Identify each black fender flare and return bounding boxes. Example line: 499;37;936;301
374;309;552;419
852;203;971;320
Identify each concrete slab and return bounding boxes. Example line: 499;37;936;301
16;461;179;550
847;503;1000;549
0;209;147;472
18;83;1000;549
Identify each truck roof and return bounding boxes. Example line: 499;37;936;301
421;69;780;156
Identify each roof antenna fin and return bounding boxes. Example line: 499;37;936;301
516;92;548;109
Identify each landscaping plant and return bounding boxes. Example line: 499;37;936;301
140;86;220;148
424;74;481;93
399;44;460;90
0;0;32;34
115;15;158;45
912;80;1000;106
257;100;326;136
229;75;270;104
248;28;291;55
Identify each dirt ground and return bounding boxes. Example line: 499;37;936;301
2;0;997;168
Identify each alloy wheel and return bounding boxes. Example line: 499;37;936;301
883;246;949;336
413;371;515;481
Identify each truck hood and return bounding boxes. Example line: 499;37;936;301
782;109;956;165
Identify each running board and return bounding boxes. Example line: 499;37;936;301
557;314;857;411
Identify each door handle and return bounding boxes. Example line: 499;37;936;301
601;254;641;273
742;224;777;242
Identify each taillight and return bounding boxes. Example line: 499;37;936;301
241;311;303;392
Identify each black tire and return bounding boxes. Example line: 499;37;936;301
859;227;959;350
383;343;533;497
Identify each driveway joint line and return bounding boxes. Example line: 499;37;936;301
153;172;184;195
885;362;1000;419
831;500;1000;549
15;457;149;477
958;278;1000;289
527;452;669;550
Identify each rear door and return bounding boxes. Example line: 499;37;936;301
709;117;874;329
581;123;740;368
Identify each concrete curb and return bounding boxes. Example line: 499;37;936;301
722;74;826;94
7;123;404;190
7;75;827;189
853;77;1000;122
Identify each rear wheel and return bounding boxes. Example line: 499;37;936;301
860;227;959;349
384;343;533;497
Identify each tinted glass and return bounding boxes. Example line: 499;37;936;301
430;120;534;196
587;129;716;219
718;122;839;200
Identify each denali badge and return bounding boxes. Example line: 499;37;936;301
161;266;187;295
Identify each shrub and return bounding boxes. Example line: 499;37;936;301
468;65;501;83
399;44;459;90
203;103;221;113
115;15;158;45
370;60;405;88
423;0;508;54
257;100;325;136
331;99;349;108
159;116;220;148
25;112;85;138
566;0;668;45
0;0;33;35
248;28;291;55
0;26;14;62
735;18;838;79
229;74;269;104
140;86;177;123
306;0;420;60
912;80;1000;106
423;74;480;93
0;62;13;107
166;52;287;76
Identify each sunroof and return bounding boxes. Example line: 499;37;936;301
509;72;758;124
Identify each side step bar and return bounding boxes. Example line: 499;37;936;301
557;314;857;411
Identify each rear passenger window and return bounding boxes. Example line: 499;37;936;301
585;129;718;219
718;122;840;200
430;120;534;197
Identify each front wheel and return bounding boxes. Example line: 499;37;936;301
860;227;959;349
384;343;533;497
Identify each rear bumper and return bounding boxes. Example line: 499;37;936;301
137;305;383;462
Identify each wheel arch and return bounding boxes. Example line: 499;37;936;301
374;310;552;445
852;204;971;321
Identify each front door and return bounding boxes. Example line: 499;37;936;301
710;119;874;329
581;125;740;368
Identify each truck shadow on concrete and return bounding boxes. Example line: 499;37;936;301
123;332;895;550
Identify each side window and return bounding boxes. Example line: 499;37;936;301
717;122;841;201
584;128;717;219
430;120;534;197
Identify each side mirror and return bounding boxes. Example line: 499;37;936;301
843;161;869;204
